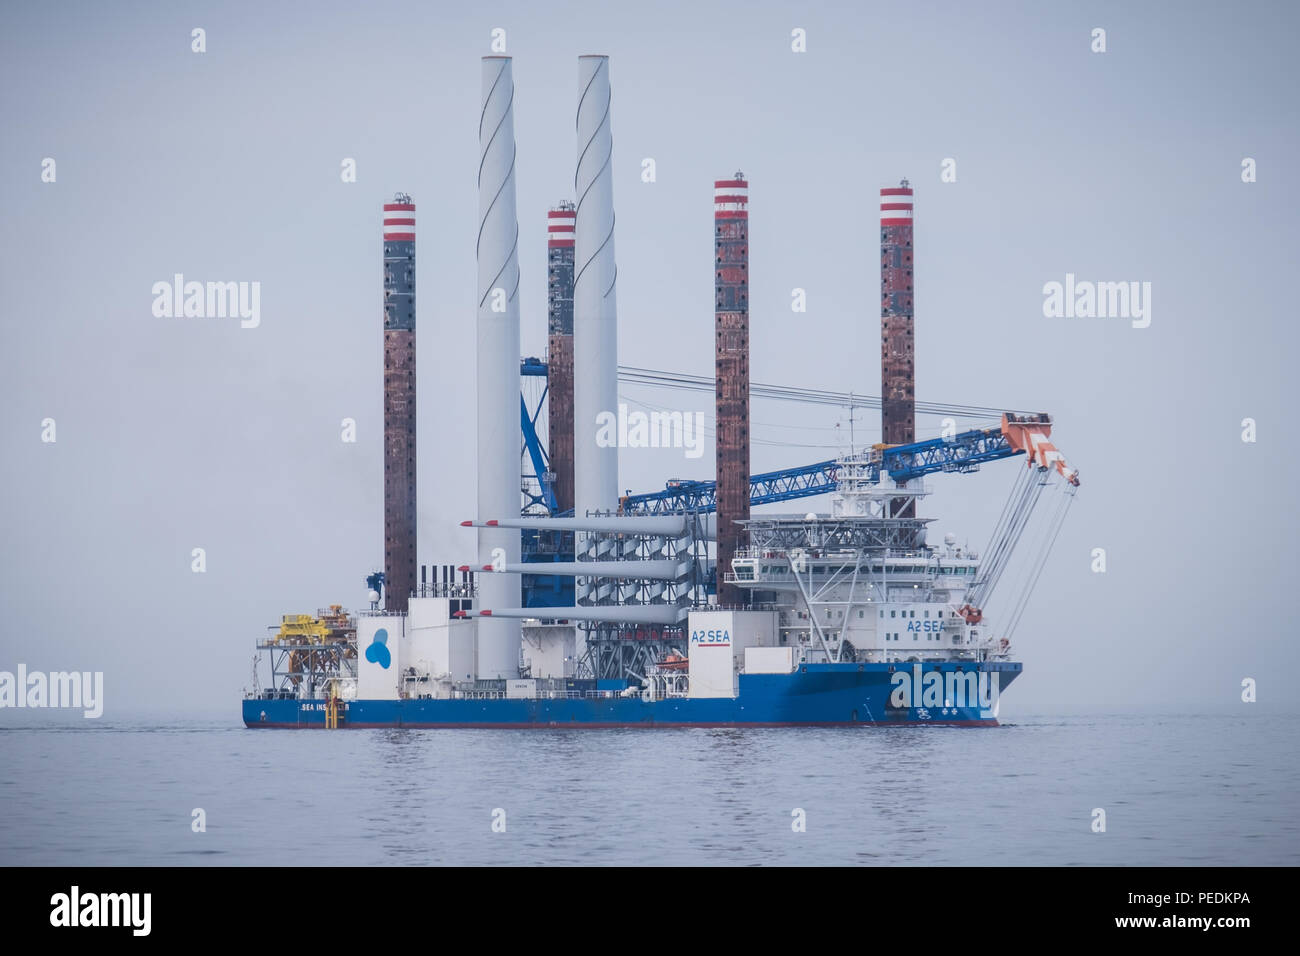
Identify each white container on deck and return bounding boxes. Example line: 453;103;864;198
744;646;795;674
506;679;537;699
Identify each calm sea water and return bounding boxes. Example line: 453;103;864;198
1;714;1295;866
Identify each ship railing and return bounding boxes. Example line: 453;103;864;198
413;584;479;599
315;607;357;622
552;690;639;700
256;637;352;648
733;548;782;559
733;548;893;561
451;689;650;701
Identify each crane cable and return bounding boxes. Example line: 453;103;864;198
1002;482;1077;641
971;465;1043;608
617;365;1037;420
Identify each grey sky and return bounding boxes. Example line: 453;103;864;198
2;0;1297;716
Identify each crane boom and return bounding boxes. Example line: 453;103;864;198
620;425;1025;515
520;359;1079;517
999;413;1080;486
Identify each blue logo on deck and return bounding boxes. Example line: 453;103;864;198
365;627;391;669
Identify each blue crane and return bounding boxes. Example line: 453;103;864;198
520;358;556;514
619;427;1020;514
519;357;1029;517
517;360;1075;610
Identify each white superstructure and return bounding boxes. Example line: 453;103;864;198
725;452;1011;665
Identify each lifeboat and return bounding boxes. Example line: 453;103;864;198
657;652;689;671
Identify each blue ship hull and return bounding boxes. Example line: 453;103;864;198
243;661;1020;728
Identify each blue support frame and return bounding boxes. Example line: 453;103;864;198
520;392;557;514
619;428;1022;515
517;357;1026;607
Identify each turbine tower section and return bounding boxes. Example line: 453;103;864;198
546;202;576;515
382;193;416;613
714;173;750;607
573;55;619;519
476;56;523;679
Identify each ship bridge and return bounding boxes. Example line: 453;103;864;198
722;458;1001;666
